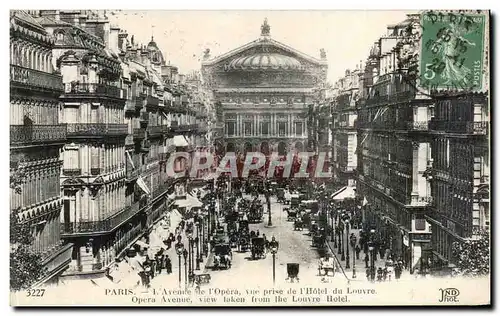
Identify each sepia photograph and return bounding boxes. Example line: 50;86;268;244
8;9;490;306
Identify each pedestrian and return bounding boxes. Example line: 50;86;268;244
165;255;172;274
395;264;401;280
156;254;163;274
365;268;370;280
355;244;361;260
364;254;369;268
377;267;383;282
149;260;156;279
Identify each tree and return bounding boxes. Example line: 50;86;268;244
10;167;46;291
451;231;490;277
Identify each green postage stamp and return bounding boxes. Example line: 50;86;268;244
420;11;486;91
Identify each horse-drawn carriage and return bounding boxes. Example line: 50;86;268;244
318;257;335;277
213;243;232;270
294;218;304;231
287;207;299;221
312;229;327;248
309;221;319;236
251;237;266;260
248;202;264;223
237;220;250;252
285;263;300;283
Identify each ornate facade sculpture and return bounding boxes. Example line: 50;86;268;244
261;18;271;37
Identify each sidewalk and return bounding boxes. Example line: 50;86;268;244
147;222;209;289
324;223;408;282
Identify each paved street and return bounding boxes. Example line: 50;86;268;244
204;194;348;288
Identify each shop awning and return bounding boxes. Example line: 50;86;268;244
332;186;356;201
137;177;151;195
175;194;203;209
330;187;346;198
173;135;189;147
126;151;135;169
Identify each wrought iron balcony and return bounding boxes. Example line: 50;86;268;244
67;123;128;137
133;128;146;139
172;124;199;133
135;98;144;109
151;183;169;201
364;90;416;107
147;125;163;136
60;198;147;235
10;64;64;92
429;120;489;135
64;83;124;99
90;168;101;176
407;121;429;131
10;124;67;145
146;95;160;107
126;166;141;182
62;168;82;177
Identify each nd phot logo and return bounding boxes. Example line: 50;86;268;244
438;288;460;303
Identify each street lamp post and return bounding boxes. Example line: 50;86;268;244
369;228;376;281
330;203;335;243
188;233;193;278
350;233;357;278
175;243;184;288
190;239;195;281
345;219;350;269
269;236;279;285
195;236;200;270
183;249;188;287
267;192;272;227
339;220;345;260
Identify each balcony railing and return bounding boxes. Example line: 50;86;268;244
126;166;141;181
10;64;63;92
90;168;101;176
147;125;163;136
172;124;198;133
151;183;169;201
133;128;146;139
135;98;144;109
429;120;489;135
146;95;160;107
62;168;82;176
407;121;429;131
60;197;147;235
64;83;124;99
364;90;415;106
10;124;67;145
67;123;128;137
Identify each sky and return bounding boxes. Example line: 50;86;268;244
109;11;411;83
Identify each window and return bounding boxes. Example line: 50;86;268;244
244;122;252;136
278;122;287;136
226;122;235;136
295;122;303;136
64;148;79;170
261;122;269;136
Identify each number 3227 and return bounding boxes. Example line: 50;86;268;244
26;289;45;297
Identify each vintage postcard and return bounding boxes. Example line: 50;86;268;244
9;9;490;306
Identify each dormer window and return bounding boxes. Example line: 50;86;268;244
56;31;64;42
